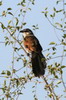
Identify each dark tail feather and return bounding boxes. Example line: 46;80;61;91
32;52;46;77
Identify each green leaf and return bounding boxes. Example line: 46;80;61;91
8;20;11;24
52;52;56;55
1;23;6;29
31;0;35;5
45;13;47;17
6;70;11;76
64;26;66;28
7;25;13;29
18;92;23;95
0;1;2;6
49;42;56;45
57;81;62;84
8;12;13;16
23;10;26;13
63;34;66;38
64;49;66;52
55;63;60;67
62;42;66;45
64;3;66;5
14;47;19;51
52;47;56;51
21;0;26;6
50;13;55;18
1;88;5;93
32;86;35;88
4;80;6;86
61;65;66;68
53;7;56;12
55;75;58;78
60;70;63;74
2;98;4;100
45;7;48;10
34;98;38;100
1;70;6;74
50;14;53;17
55;22;62;27
16;26;21;30
12;69;16;73
5;41;9;46
46;53;50;57
22;22;26;25
56;9;63;13
23;0;25;3
2;10;6;16
42;11;44;13
21;3;25;7
48;93;53;98
7;8;12;10
44;11;48;17
21;0;25;3
17;3;21;6
28;8;31;11
32;25;35;27
4;36;9;40
15;17;19;25
53;13;55;17
56;1;60;4
16;79;19;87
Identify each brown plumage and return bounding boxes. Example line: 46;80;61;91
20;28;46;77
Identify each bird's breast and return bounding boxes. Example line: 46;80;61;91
23;36;38;52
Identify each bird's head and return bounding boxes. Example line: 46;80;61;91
20;28;34;38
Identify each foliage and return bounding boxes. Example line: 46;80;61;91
0;0;66;100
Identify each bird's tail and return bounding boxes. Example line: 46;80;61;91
31;52;46;77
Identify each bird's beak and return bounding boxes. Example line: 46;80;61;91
20;30;24;33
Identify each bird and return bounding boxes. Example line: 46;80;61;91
20;28;46;77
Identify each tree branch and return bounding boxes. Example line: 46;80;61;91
42;76;59;100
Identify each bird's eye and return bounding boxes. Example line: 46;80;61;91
26;32;29;35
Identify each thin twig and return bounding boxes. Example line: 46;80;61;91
17;1;31;39
5;27;28;55
42;76;55;100
46;17;66;31
47;54;66;61
43;43;61;52
0;41;5;43
42;76;59;100
59;0;66;91
21;1;30;28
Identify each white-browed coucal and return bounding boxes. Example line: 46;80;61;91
20;28;46;77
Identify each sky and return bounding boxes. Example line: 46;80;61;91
0;0;66;100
